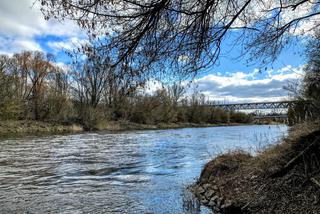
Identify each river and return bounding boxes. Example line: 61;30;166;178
0;125;288;213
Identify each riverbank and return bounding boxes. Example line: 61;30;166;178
0;120;84;138
95;120;256;131
192;121;320;213
0;120;259;138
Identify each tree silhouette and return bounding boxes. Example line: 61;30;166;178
40;0;320;77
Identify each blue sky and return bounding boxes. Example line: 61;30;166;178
0;0;306;103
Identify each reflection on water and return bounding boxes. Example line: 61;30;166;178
0;125;287;213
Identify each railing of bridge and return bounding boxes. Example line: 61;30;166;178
207;101;297;110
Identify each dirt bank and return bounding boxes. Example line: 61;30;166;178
192;121;320;213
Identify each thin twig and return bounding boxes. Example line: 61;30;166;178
311;177;320;189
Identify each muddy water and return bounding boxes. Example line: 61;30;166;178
0;125;288;213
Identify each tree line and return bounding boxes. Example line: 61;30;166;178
0;51;252;130
288;32;320;125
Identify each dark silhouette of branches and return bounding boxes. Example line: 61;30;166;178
39;0;320;76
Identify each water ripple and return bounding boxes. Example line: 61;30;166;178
0;125;287;213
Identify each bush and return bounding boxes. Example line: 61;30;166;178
230;111;253;123
0;99;24;120
75;105;106;130
130;110;149;124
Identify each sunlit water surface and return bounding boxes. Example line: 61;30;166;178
0;125;288;213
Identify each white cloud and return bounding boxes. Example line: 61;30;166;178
186;65;304;103
0;0;81;38
141;79;164;95
232;1;319;37
0;37;43;54
0;0;83;54
47;37;89;53
13;39;42;51
137;65;303;103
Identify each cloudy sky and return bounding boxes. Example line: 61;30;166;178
0;0;306;103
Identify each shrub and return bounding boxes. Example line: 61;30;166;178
0;99;24;120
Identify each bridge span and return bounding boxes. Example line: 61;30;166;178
210;101;296;111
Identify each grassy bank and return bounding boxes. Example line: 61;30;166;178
0;120;84;138
95;120;256;131
0;120;256;138
192;121;320;213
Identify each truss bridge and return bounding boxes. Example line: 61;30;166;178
211;101;296;111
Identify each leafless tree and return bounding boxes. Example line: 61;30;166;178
21;52;56;119
69;41;146;107
303;30;320;118
168;82;185;105
0;52;61;120
0;55;18;102
71;50;111;108
40;0;320;77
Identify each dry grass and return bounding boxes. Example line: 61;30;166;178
196;121;320;213
0;120;83;137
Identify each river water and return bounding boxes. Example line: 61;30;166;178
0;125;288;213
